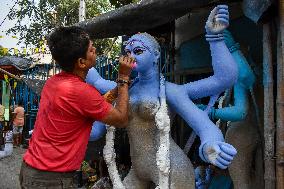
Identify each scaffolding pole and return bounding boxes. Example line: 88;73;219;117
263;22;276;189
79;0;86;22
276;1;284;188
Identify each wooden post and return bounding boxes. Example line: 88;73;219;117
276;1;284;188
263;22;276;189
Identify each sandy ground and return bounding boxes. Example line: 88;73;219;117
0;146;26;189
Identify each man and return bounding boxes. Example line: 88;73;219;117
20;26;133;189
12;102;25;146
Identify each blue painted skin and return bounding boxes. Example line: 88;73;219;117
89;121;106;141
195;30;256;189
86;5;237;169
200;30;256;122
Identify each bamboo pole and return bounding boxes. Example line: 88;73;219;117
276;1;284;188
0;67;21;80
263;22;276;189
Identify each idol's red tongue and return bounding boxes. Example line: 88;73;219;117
131;62;137;69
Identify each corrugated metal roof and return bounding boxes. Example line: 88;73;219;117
77;0;216;38
77;0;274;39
0;56;32;71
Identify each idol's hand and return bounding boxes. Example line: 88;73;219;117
202;141;237;169
205;5;229;35
118;56;134;78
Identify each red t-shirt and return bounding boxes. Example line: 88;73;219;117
24;72;111;172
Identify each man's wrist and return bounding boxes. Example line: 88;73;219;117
118;74;130;81
117;74;130;87
116;78;131;86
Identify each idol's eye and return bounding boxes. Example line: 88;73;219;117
125;50;131;55
133;48;144;55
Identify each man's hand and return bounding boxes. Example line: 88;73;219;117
118;56;134;79
205;5;229;35
202;141;237;169
101;56;133;128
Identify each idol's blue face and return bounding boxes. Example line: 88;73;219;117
125;38;156;73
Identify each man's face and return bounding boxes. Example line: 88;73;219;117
85;41;97;68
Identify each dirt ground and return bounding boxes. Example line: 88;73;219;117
0;145;100;189
0;146;26;189
0;141;105;189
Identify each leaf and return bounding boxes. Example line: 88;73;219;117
5;0;122;57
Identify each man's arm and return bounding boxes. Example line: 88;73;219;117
101;80;129;128
103;87;118;103
100;56;134;128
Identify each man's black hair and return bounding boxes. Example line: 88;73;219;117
47;26;90;72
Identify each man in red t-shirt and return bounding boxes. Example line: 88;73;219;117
20;26;134;188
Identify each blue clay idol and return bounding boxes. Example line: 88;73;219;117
86;5;238;188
